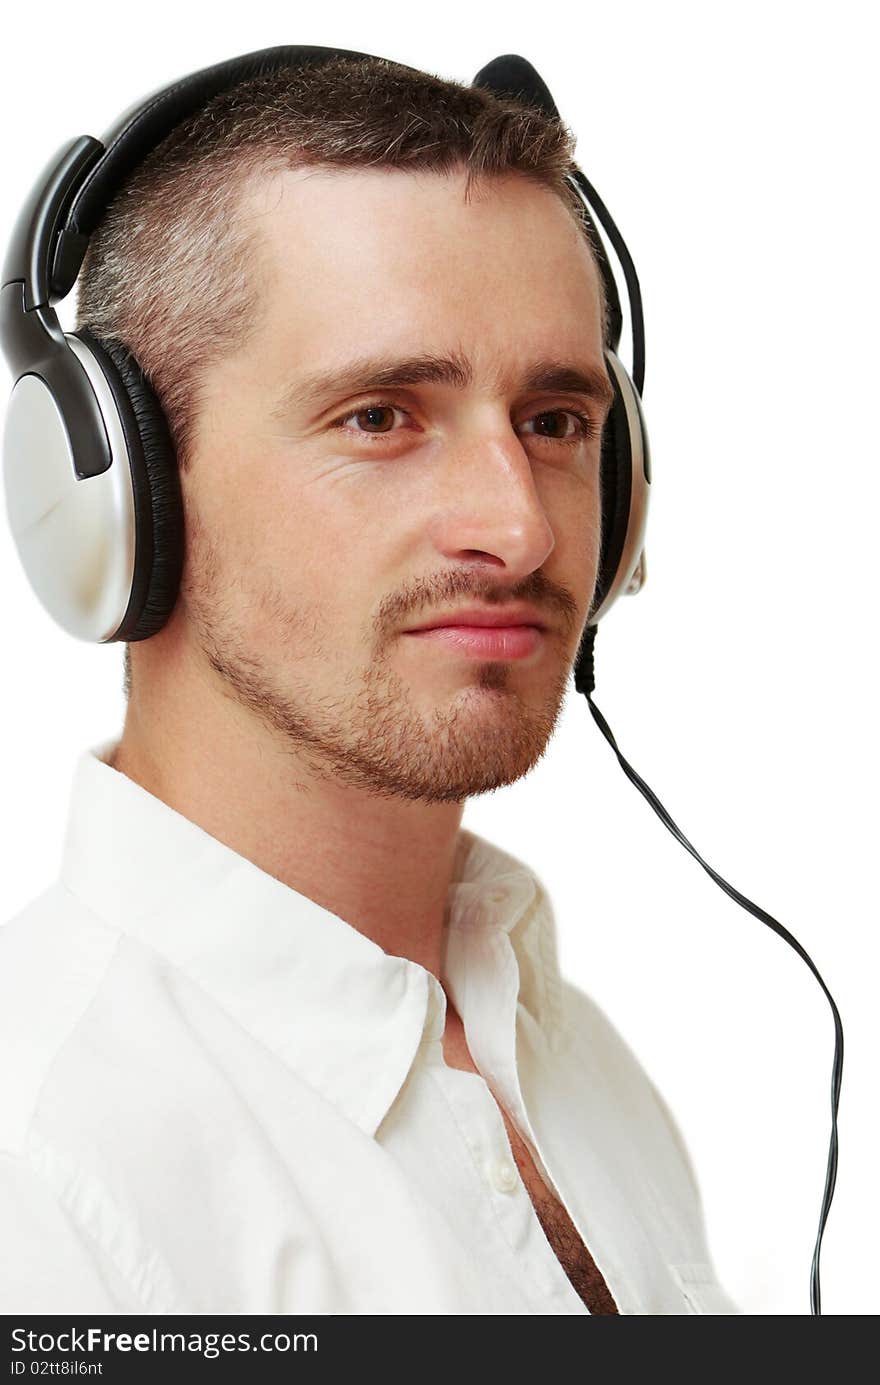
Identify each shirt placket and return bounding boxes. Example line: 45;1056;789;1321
423;949;591;1314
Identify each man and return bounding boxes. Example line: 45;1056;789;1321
0;54;739;1314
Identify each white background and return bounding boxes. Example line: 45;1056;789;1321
1;0;876;1316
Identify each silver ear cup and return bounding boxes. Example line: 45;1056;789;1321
2;333;137;641
587;347;651;627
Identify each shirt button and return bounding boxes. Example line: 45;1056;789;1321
491;1157;519;1194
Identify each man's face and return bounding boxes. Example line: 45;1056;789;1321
180;165;609;803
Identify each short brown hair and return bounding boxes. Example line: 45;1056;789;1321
76;53;607;479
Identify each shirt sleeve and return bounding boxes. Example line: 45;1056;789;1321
0;1153;137;1314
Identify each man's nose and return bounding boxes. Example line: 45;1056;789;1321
425;426;557;577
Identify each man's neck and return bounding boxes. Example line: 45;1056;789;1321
108;705;466;982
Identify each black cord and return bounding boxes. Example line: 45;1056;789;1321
574;623;843;1315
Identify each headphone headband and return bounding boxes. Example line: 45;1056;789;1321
1;43;642;388
3;46;421;310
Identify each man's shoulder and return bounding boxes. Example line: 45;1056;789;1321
557;973;649;1068
557;974;704;1196
0;883;123;1049
0;881;121;1018
0;882;316;1160
0;879;118;959
0;884;122;1154
559;974;667;1087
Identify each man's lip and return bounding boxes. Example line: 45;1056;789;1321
404;624;544;658
404;608;548;632
407;622;543;631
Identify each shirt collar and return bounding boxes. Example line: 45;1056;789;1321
58;736;566;1137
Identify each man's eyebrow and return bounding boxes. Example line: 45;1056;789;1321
270;351;616;419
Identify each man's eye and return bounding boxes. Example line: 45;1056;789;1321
334;403;405;437
520;410;599;445
329;402;599;446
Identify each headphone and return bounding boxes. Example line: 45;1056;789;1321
0;44;649;654
0;44;841;1316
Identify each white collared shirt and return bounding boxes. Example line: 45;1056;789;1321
0;737;739;1315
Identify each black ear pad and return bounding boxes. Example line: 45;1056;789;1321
73;328;184;642
586;373;633;626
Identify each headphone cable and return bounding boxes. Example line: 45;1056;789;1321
574;622;843;1315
